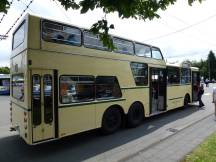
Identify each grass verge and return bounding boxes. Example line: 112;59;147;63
183;132;216;162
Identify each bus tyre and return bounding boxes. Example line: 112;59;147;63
101;108;122;134
127;102;144;128
184;95;190;108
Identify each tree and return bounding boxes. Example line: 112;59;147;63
0;0;204;48
207;50;216;80
0;66;10;74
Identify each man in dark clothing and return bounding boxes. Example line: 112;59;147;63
197;84;204;107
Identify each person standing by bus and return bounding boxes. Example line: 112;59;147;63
198;84;205;108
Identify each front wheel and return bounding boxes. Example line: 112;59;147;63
101;108;122;134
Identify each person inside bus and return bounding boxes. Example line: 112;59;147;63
197;84;205;108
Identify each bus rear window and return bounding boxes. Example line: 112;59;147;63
12;74;24;101
42;20;81;46
13;21;25;50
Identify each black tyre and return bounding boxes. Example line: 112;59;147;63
183;95;190;108
101;108;122;134
127;102;144;128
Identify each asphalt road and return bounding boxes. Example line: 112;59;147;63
0;95;10;127
0;84;214;162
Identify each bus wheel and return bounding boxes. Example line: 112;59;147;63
101;108;122;134
127;102;144;128
184;94;190;108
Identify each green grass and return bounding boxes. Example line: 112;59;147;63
183;132;216;162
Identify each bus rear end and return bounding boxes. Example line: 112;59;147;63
0;74;10;95
10;15;31;144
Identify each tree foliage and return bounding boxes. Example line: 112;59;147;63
207;50;216;80
0;0;203;48
191;51;216;80
0;66;10;74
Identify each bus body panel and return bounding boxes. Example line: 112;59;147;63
58;104;95;137
167;84;192;110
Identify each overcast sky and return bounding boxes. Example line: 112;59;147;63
0;0;216;66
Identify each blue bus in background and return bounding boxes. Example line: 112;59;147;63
0;74;10;95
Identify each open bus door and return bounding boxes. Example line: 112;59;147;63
150;68;167;114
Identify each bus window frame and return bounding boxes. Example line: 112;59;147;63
95;75;122;100
12;20;26;50
130;62;149;86
41;19;82;47
12;73;25;102
83;30;110;52
59;75;95;104
167;66;180;85
113;37;135;55
134;42;152;58
151;46;164;60
181;68;191;85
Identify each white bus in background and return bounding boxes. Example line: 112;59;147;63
0;74;10;95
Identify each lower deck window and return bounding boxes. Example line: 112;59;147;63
60;76;95;104
12;74;24;101
96;76;122;99
60;75;122;104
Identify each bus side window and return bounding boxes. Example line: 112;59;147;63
130;62;148;86
167;67;180;85
135;43;151;58
151;47;163;60
96;76;122;99
113;37;134;55
60;76;95;104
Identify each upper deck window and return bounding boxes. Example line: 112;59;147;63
83;31;108;51
135;43;151;57
152;47;163;60
13;21;25;50
42;21;81;46
113;37;134;55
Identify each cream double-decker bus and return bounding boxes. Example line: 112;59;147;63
10;14;199;145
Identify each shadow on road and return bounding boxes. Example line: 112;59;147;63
0;105;201;162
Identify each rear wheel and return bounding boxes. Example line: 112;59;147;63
127;102;144;128
101;108;122;134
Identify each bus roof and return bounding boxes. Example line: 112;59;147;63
24;14;161;51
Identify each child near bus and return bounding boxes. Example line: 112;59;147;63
198;84;204;108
